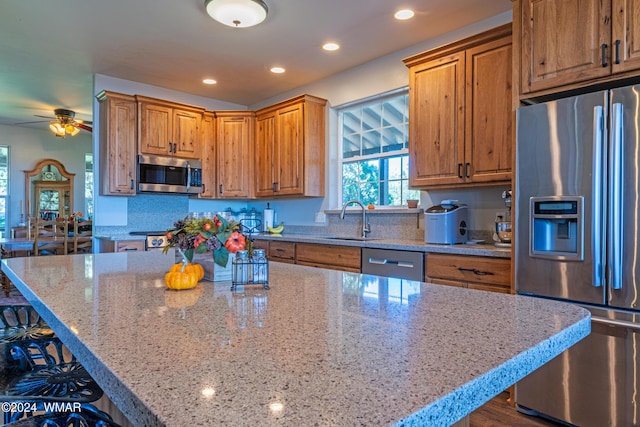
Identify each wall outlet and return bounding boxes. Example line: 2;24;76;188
315;212;327;223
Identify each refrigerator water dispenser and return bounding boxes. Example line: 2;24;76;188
530;196;583;261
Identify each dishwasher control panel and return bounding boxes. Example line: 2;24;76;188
361;248;424;281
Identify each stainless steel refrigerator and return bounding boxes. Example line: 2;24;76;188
515;84;640;427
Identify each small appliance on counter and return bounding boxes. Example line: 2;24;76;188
493;189;512;247
424;200;468;244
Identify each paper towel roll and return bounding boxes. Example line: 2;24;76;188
263;208;274;231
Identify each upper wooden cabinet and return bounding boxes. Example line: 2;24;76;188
403;24;512;188
136;95;203;159
216;111;255;198
198;111;216;199
516;0;640;97
254;95;327;198
96;91;137;196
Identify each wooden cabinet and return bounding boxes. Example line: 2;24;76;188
516;0;640;97
404;24;512;188
215;111;254;198
425;253;511;294
296;243;361;273
96;91;137;196
137;95;203;159
198;112;216;198
255;95;327;198
268;241;296;264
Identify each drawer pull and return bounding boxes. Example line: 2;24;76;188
275;248;286;252
458;267;493;276
368;258;414;268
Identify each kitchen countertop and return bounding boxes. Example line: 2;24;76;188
2;252;588;427
254;233;511;258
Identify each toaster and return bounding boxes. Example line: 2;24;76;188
424;200;468;244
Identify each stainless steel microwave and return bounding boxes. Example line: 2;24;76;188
137;155;203;194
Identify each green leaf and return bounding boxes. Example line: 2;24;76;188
195;244;207;254
184;248;194;263
213;247;229;267
216;230;232;244
200;230;212;239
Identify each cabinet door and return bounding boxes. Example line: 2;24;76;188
254;113;276;197
217;113;253;198
173;108;201;159
465;35;513;184
520;0;612;94
198;112;216;198
138;102;172;156
611;0;640;74
276;103;304;195
97;91;137;195
408;52;466;187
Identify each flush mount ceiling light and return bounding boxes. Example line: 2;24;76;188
204;0;268;28
270;66;285;74
394;9;415;20
322;42;340;51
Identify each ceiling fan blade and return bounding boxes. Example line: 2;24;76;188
34;114;55;119
75;123;93;133
14;119;50;125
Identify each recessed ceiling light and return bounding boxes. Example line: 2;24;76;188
270;67;285;74
394;9;415;20
202;78;217;85
322;42;340;51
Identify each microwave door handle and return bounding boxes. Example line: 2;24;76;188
186;161;191;190
592;105;605;287
608;103;623;290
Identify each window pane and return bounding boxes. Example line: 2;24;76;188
386;180;401;205
401;155;410;179
387;157;402;180
362;130;381;156
343;133;360;159
343;110;360;135
382;97;406;126
382;125;405;152
361;159;379;183
360;182;378;205
361;103;381;131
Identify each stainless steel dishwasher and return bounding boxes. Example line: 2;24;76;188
361;248;424;281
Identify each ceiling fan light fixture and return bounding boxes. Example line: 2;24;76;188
204;0;268;28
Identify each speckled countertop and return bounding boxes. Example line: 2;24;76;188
2;252;588;427
254;233;511;258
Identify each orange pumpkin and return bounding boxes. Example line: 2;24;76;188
170;262;205;281
165;270;198;290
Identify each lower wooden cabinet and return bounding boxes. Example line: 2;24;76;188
95;238;145;253
296;243;361;273
425;253;511;294
268;241;296;264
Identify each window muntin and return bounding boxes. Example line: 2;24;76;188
0;147;8;238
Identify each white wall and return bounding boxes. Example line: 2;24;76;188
0;123;92;230
92;74;248;227
246;11;513;228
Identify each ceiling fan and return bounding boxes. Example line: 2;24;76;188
18;108;93;138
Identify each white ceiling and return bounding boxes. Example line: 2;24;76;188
0;0;511;129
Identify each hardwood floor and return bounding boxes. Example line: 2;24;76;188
470;392;564;427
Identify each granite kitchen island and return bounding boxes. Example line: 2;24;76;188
1;251;590;427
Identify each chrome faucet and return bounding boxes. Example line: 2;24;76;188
340;200;371;239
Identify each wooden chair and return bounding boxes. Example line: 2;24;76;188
33;217;68;256
70;217;92;254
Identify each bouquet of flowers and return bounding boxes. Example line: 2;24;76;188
163;215;247;267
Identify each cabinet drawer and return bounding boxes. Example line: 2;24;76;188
116;240;145;252
269;241;295;261
426;253;510;287
362;248;423;281
252;239;269;253
296;243;361;270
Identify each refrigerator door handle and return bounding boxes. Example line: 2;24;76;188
608;102;624;290
592;106;605;288
592;315;640;332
